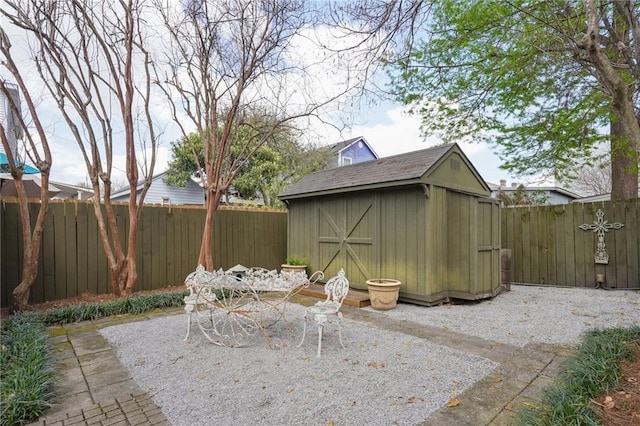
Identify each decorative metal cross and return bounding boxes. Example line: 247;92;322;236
579;209;624;264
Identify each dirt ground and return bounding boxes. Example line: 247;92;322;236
2;288;639;425
595;343;640;425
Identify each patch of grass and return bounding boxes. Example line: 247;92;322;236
1;314;56;426
0;290;188;425
516;326;640;425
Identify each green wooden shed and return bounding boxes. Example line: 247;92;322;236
278;143;502;306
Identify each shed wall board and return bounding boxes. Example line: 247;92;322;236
379;187;426;293
446;191;473;293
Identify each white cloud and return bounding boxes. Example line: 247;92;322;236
340;103;521;184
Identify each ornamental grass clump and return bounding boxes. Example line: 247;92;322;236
0;314;56;426
516;326;640;425
38;291;188;326
0;290;188;425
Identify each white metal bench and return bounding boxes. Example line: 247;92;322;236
184;265;323;347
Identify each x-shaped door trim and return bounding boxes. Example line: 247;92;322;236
318;201;373;277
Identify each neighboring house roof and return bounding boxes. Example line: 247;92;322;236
110;171;205;205
0;152;39;174
488;181;581;205
572;192;640;203
279;143;490;200
51;181;94;200
0;173;60;198
489;184;580;199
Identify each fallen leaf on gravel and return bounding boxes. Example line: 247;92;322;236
492;377;503;383
447;398;460;408
604;395;615;409
350;400;357;406
287;387;295;393
368;361;385;369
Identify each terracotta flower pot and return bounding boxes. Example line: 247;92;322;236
281;264;307;274
366;279;401;310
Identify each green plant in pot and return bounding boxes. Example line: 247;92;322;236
282;255;308;274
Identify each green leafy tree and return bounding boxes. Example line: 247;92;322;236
497;185;550;206
166;125;330;208
389;0;639;200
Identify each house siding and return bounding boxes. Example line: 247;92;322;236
337;142;377;166
111;175;204;205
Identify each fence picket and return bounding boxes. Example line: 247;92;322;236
4;198;636;307
502;199;639;289
1;199;287;307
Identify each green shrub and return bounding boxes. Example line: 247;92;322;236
1;314;56;426
516;326;640;425
21;291;189;326
0;290;188;425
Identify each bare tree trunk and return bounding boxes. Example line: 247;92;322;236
1;30;53;312
3;0;159;299
582;0;640;200
198;191;222;270
122;200;140;295
610;117;639;200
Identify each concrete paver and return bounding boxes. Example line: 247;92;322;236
27;299;572;426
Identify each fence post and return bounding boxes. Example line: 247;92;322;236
501;248;512;291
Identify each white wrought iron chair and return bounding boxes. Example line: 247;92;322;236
297;269;349;357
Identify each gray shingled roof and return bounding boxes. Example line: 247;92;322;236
279;143;456;199
330;137;361;154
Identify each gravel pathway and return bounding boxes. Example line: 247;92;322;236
100;285;640;425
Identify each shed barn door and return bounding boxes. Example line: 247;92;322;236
317;193;377;289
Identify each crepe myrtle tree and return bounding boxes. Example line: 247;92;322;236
2;0;161;296
0;30;54;311
154;0;357;270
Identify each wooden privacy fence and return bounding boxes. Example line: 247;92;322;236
501;198;639;289
1;199;287;307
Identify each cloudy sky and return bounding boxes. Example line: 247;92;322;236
42;98;519;188
1;5;526;189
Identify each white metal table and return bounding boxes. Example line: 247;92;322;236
183;265;323;347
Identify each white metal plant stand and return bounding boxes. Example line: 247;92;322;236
184;265;323;347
